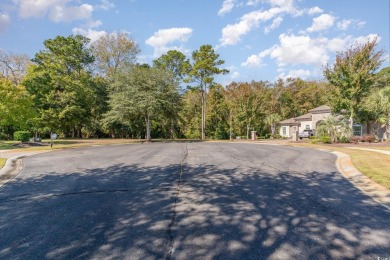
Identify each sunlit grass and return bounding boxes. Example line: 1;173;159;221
0;157;6;168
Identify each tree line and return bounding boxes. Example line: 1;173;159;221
0;34;389;141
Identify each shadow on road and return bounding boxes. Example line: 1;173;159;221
0;161;389;259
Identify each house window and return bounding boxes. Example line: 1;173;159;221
353;124;362;136
282;127;287;136
305;125;310;130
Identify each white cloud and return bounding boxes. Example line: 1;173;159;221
264;16;283;34
97;0;115;10
270;34;329;66
231;71;240;79
279;69;311;80
83;19;103;29
353;34;381;45
0;13;10;32
356;20;366;28
242;48;273;67
145;28;193;57
337;19;352;30
218;0;235;16
247;0;262;6
50;4;93;22
16;0;93;22
243;33;381;70
72;27;107;43
307;14;335;33
219;7;282;46
307;6;323;15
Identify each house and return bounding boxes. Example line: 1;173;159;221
279;105;387;139
279;105;332;138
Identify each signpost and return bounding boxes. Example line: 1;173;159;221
50;132;57;148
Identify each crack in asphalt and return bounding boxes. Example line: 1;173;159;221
165;143;188;260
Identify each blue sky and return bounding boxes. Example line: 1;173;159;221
0;0;389;84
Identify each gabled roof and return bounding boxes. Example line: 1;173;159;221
279;105;331;125
294;113;312;121
309;105;331;114
279;118;299;126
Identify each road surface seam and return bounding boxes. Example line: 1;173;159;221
165;143;188;260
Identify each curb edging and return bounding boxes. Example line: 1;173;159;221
332;151;390;211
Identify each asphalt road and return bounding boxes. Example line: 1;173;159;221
0;142;389;259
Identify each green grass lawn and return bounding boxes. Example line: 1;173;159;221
0;157;6;168
0;141;20;150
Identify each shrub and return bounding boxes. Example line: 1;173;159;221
362;134;376;143
310;138;319;144
14;131;31;142
320;136;332;144
339;136;350;143
214;127;229;140
349;136;362;144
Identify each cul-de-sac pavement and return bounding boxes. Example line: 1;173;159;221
0;142;389;259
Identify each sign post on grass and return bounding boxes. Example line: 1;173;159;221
50;133;57;148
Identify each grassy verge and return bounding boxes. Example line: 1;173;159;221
288;143;390;190
0;157;5;168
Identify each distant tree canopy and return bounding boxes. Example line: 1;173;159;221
0;34;388;141
323;38;384;127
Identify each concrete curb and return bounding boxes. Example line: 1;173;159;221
246;142;390;211
0;154;27;187
333;151;390;211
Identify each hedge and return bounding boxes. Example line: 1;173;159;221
14;131;30;142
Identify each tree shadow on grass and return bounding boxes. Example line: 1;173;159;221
0;160;389;259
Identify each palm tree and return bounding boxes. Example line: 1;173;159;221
363;86;390;140
316;115;351;143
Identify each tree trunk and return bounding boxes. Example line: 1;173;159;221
146;114;151;142
169;119;174;139
246;124;249;140
229;109;233;141
349;114;354;132
201;88;206;140
386;110;390;141
271;124;276;136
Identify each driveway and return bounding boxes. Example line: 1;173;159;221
0;142;389;259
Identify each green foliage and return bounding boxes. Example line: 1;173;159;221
214;126;229;140
320;136;332;144
0;78;35;139
92;32;140;78
13;131;30;142
323;38;384;127
23;35;101;138
107;65;179;141
316;115;351;143
187;44;229;140
310;138;319;144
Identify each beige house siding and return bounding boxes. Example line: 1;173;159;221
280;126;290;137
312;112;331;129
298;120;312;132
